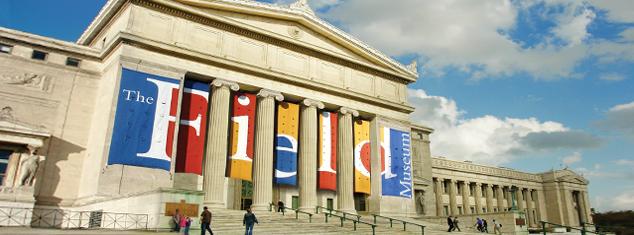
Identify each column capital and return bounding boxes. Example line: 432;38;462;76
302;99;324;109
339;107;359;117
211;78;239;91
475;182;482;186
257;89;284;101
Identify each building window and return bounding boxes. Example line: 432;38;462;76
31;50;47;60
469;184;474;196
458;206;463;215
481;185;486;197
66;57;81;67
456;183;461;193
443;206;449;216
0;150;12;185
443;180;448;194
470;207;475;214
482;207;487;213
494;208;498;212
0;43;12;54
493;186;497;198
503;188;507;199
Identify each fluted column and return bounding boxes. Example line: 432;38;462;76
298;99;324;210
435;178;444;216
337;107;359;213
485;184;494;213
448;179;458;215
534;189;542;222
581;191;592;223
203;79;239;208
496;185;504;212
474;183;483;214
460;181;471;214
526;189;535;226
251;89;284;211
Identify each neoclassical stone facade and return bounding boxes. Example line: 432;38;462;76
0;0;590;230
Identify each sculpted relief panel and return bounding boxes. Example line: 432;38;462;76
0;69;51;92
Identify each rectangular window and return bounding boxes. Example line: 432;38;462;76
0;150;12;185
482;207;487;213
443;206;449;216
458;206;463;215
494;208;498;212
493;186;497;198
31;50;47;60
66;57;81;67
470;207;475;214
0;43;12;54
457;183;461;193
503;188;507;199
443;181;448;194
469;184;474;196
481;186;486;197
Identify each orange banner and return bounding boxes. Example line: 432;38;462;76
353;119;371;194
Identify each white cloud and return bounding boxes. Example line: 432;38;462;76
614;159;634;167
599;73;626;81
408;89;599;164
588;0;634;23
316;0;634;80
595;190;634;211
597;101;634;138
562;152;582;165
619;28;634;42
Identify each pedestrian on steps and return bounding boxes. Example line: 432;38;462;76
447;216;454;232
180;216;192;235
452;217;461;232
243;207;259;235
200;206;213;235
492;219;502;235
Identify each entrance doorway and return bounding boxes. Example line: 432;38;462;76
240;181;253;210
353;193;367;211
292;196;299;209
326;198;334;210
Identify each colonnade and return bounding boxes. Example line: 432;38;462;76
433;177;544;227
201;79;360;212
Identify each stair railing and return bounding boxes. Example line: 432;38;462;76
282;206;313;223
540;221;604;235
315;206;361;222
372;214;426;235
323;211;377;235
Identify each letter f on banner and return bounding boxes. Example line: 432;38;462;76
137;78;179;161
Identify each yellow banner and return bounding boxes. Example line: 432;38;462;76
353;119;371;194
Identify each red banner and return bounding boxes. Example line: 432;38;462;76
318;111;337;191
175;80;209;175
227;92;257;181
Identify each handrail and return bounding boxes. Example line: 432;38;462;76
282;206;313;223
540;221;602;235
325;212;377;235
315;206;361;222
372;214;426;235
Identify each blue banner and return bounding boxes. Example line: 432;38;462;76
274;102;299;186
107;68;180;171
381;127;413;198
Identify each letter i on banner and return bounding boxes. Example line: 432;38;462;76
274;102;299;186
353;119;371;194
175;80;209;175
227;92;256;181
318;111;337;191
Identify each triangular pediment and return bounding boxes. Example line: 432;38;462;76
556;169;589;184
172;0;418;81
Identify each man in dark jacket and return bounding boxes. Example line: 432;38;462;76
447;216;454;232
243;207;259;235
200;207;213;235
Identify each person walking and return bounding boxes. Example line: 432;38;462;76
452;217;461;232
474;218;483;232
243;207;259;235
277;201;285;213
483;219;489;233
182;217;192;235
447;216;454;232
492;219;502;235
200;207;213;235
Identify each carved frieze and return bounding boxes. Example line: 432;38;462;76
0;70;50;91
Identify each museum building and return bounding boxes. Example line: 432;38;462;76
0;0;591;230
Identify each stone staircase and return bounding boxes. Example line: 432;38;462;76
208;209;484;235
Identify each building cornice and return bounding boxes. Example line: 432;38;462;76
431;157;543;183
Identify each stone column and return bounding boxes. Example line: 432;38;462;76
485;184;494;213
448;179;458;215
517;188;525;211
526;188;535;227
496;185;504;212
461;181;471;214
251;89;284;211
505;186;513;210
581;191;592;223
474;183;483;214
298;99;324;211
337;107;359;213
533;190;542;222
203;79;239;208
435;178;444;216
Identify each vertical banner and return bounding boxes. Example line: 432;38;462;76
227;92;256;181
175;80;209;175
274;102;299;186
108;68;180;171
380;126;413;198
318;111;337;191
353;119;371;194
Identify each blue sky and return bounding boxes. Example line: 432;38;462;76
2;0;633;212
